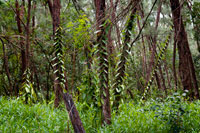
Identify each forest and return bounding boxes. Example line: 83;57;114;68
0;0;200;132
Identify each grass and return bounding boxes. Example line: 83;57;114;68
0;94;200;133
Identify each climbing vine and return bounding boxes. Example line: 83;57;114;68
141;30;172;101
52;27;66;92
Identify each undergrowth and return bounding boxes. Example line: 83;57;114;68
0;93;200;133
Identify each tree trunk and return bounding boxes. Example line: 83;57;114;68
25;0;31;69
153;1;167;94
47;0;62;107
172;34;178;90
0;39;13;95
63;92;85;133
170;0;199;99
137;14;147;81
113;0;140;109
71;49;77;95
47;1;85;132
95;0;111;124
15;0;26;76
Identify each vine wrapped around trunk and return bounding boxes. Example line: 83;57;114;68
53;27;85;133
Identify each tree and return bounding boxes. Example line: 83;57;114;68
47;0;62;107
170;0;199;99
113;0;139;109
47;0;85;131
94;0;111;124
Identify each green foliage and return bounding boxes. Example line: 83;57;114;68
0;97;69;132
186;1;200;52
63;13;91;91
66;14;90;48
113;12;137;108
1;94;200;132
19;69;37;104
1;0;200;132
191;2;200;26
77;71;99;106
101;94;200;132
141;31;172;101
52;27;65;90
154;92;188;132
194;54;200;84
0;0;4;5
0;1;16;34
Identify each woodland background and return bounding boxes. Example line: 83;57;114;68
0;0;200;132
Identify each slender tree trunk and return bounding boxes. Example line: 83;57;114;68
170;0;199;99
15;0;26;76
113;0;121;48
145;1;167;96
25;0;31;69
62;92;85;133
47;1;85;131
0;39;13;95
95;0;111;125
137;15;147;81
46;64;50;102
31;60;40;93
84;44;95;101
113;0;140;109
47;0;62;107
108;0;116;55
32;1;36;35
153;1;167;94
158;65;167;95
71;49;77;95
14;0;32;102
138;5;156;85
155;72;161;89
173;35;178;90
164;59;171;89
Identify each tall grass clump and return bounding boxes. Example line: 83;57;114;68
0;97;69;132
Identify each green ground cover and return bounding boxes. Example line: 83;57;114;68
1;94;200;133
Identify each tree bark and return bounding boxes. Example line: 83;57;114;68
0;39;13;95
62;92;85;133
137;13;147;81
15;0;26;77
113;0;140;109
47;1;85;132
25;0;31;69
170;0;199;99
71;49;76;94
47;0;62;107
153;1;167;94
95;0;111;124
173;34;178;90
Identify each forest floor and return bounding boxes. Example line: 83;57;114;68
0;95;200;132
